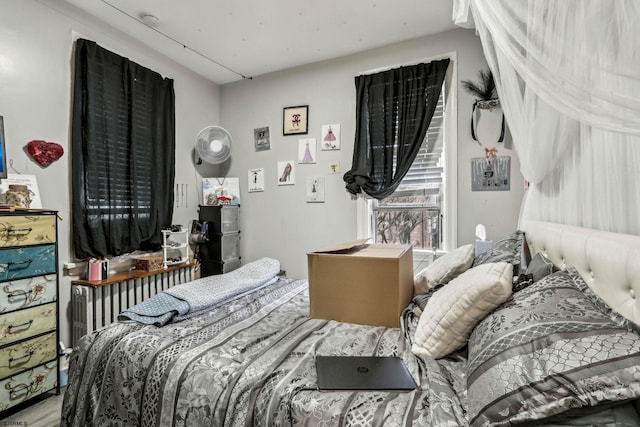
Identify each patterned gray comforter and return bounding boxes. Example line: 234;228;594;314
61;278;468;427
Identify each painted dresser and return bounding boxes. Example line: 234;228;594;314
0;210;59;415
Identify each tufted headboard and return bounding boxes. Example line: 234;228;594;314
521;220;640;325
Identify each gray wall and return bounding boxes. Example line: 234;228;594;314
220;28;526;279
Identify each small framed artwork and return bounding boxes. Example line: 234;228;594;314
328;162;341;174
277;160;295;185
306;177;325;203
248;168;265;192
254;127;270;151
283;105;308;135
321;124;341;150
471;156;511;191
298;138;316;164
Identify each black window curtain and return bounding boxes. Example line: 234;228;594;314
343;59;450;199
71;39;176;259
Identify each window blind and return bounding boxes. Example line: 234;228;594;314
85;66;155;216
380;87;445;203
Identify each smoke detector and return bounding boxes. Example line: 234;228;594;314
140;13;160;28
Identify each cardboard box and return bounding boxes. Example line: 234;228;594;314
307;240;413;328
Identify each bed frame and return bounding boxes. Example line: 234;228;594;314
522;220;640;325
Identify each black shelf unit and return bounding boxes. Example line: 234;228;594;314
198;205;241;277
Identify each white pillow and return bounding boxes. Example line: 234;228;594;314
413;244;474;295
411;262;513;359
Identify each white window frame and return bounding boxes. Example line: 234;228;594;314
356;52;458;254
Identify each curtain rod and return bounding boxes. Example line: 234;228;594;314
357;51;455;77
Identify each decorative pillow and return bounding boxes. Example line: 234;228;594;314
411;262;513;360
526;252;558;282
413;244;474;295
467;269;640;427
512;252;558;292
566;266;640;333
473;230;525;275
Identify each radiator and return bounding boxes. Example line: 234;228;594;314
71;264;194;346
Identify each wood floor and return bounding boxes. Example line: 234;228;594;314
2;391;63;426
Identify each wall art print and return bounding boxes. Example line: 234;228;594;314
321;124;340;150
248;168;265;192
306;177;325;203
277;161;295;185
471;156;511;191
283;105;308;135
254;127;271;151
298;138;316;164
328;162;341;174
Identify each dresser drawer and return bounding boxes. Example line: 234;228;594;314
0;362;57;412
0;331;57;379
0;303;56;346
0;215;56;247
0;245;56;281
0;274;56;314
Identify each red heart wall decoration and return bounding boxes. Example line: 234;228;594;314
26;140;64;168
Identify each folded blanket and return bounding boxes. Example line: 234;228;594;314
118;257;281;326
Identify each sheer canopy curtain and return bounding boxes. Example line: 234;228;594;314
453;0;640;234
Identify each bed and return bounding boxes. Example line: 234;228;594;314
61;221;640;426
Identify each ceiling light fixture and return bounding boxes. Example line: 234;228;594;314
140;13;160;28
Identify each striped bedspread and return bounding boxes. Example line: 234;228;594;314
61;278;468;427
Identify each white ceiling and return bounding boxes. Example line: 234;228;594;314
58;0;457;85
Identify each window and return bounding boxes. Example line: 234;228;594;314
71;39;176;259
357;55;457;266
373;87;445;250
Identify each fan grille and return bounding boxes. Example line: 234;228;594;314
196;126;232;164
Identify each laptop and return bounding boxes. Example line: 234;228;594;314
315;356;417;391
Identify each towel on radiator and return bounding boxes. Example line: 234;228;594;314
118;257;281;326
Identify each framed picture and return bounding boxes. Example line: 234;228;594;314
283;105;308;135
471;156;511;191
298;138;316;164
248;168;265;192
254;126;270;151
306;177;325;203
328;162;341;174
277;160;295;185
321;124;341;150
